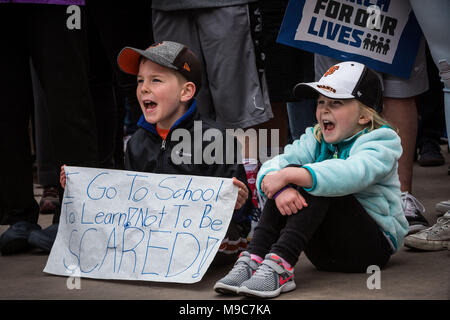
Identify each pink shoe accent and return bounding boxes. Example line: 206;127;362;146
250;254;263;264
270;253;292;270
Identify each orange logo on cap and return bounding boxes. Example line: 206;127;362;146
183;62;191;72
324;65;339;77
148;42;163;49
317;85;336;93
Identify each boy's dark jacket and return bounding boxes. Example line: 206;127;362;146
125;100;253;225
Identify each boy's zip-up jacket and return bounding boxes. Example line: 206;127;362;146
125;100;252;224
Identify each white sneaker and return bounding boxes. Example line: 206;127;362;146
404;212;450;251
401;192;429;235
436;200;450;217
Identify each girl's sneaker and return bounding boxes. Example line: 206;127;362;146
214;251;260;295
238;253;296;299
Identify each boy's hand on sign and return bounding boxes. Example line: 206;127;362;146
232;177;249;210
60;165;67;189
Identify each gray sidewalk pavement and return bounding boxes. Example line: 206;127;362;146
1;146;449;300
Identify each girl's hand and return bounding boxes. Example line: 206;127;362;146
60;165;67;189
274;188;308;216
232;177;249;210
261;171;287;199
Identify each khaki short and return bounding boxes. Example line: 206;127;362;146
152;5;273;128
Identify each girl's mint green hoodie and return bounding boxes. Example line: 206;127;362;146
256;126;409;252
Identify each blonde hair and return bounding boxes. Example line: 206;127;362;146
313;101;397;143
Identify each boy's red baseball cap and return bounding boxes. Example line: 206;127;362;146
117;41;202;95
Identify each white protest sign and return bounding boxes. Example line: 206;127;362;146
44;166;238;284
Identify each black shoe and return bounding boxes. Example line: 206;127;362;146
418;138;445;167
402;192;429;234
0;221;41;255
28;223;59;253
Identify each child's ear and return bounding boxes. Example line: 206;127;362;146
180;82;196;102
358;113;371;126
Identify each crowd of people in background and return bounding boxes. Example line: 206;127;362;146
0;0;448;293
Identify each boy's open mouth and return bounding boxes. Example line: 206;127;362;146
322;119;335;132
143;100;157;111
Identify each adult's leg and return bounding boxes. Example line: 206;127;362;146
381;39;428;192
31;59;61;216
31;60;59;187
86;4;117;169
382;97;417;192
28;5;98;223
152;9;216;121
416;47;446;167
28;5;98;171
410;0;450;151
196;5;273;128
0;5;39;225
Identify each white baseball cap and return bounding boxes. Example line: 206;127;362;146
293;61;383;113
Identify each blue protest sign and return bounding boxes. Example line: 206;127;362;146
277;0;423;78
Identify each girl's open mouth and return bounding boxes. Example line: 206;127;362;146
323;119;335;132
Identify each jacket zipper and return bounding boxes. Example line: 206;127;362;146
333;145;339;159
156;137;168;173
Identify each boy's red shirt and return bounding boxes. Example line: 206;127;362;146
156;125;169;140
